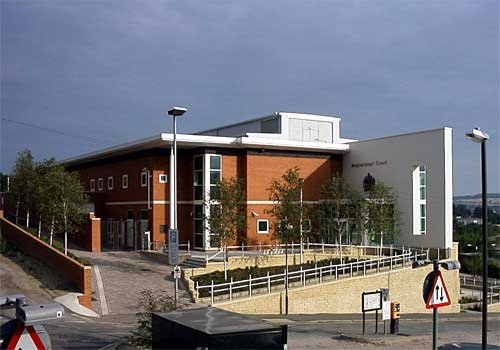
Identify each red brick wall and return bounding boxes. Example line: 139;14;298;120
68;150;342;249
0;214;92;308
75;213;101;252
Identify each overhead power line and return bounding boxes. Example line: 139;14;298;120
1;117;112;144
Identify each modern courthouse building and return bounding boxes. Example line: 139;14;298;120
64;112;453;251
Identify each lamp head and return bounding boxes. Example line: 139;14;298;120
466;128;489;143
168;106;188;117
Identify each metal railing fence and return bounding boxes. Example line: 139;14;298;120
196;251;426;305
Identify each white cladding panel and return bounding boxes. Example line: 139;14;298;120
288;118;333;143
343;128;453;249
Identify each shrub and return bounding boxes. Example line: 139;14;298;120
129;289;176;349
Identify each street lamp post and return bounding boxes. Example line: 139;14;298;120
299;178;304;264
168;106;187;231
466;127;489;350
168;106;187;310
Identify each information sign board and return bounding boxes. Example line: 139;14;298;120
362;291;382;312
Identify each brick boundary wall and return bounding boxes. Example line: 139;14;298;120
74;213;101;252
0;210;92;308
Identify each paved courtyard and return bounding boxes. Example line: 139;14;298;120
70;249;195;315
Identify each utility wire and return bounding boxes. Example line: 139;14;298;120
1;117;114;144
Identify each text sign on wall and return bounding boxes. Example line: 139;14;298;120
362;291;382;312
168;229;179;265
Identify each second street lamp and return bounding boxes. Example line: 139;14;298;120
465;127;489;350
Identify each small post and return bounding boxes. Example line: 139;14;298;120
249;274;252;297
320;267;323;283
335;265;338;280
300;266;304;286
284;268;286;288
377;258;380;273
437;248;440;260
268;271;271;293
211;280;214;306
322;240;325;254
196;280;199;299
242;243;245;257
350;263;353;277
390;257;393;270
363;261;366;276
230;277;233;300
315;263;318;279
259;242;262;253
330;261;333;277
187;240;190;254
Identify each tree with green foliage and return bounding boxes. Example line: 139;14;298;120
8;150;38;226
51;165;86;254
207;177;246;280
315;175;365;262
366;181;399;253
267;167;303;243
8;150;87;254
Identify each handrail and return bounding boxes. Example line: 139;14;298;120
196;251;426;304
206;249;225;263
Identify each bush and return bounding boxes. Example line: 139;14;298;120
459;296;479;304
129;289;176;349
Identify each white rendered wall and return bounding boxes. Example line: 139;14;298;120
343;128;453;249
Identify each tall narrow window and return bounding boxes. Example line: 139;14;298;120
107;176;113;190
209;155;221;200
90;179;95;192
193;156;203;201
122;174;128;189
97;177;103;191
413;165;426;235
141;171;148;187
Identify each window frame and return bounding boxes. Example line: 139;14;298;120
257;219;270;234
107;176;113;190
159;174;168;184
141;171;148;187
122;174;129;189
97;177;103;191
90;179;95;192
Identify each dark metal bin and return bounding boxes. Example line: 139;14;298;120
152;307;286;349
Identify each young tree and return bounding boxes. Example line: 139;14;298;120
206;177;246;280
315;175;364;263
267;167;303;245
9;150;38;226
366;181;399;254
39;164;86;253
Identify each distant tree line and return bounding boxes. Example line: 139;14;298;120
454;204;500;224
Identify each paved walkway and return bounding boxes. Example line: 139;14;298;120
70;249;194;315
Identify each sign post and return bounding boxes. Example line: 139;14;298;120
172;265;181;309
362;290;382;334
423;262;451;350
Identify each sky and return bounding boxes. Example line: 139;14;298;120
1;0;498;196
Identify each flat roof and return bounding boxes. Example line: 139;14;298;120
62;132;349;167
